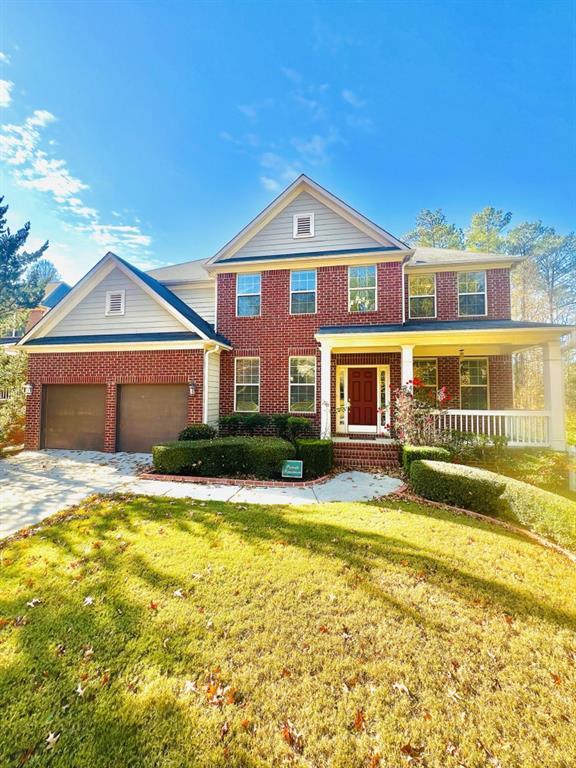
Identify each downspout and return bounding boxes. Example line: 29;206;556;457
401;259;406;325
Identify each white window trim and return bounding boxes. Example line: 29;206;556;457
348;265;378;313
288;355;317;414
289;269;317;315
234;357;260;412
413;357;438;402
457;271;487;317
459;357;490;409
105;289;125;316
292;212;315;239
236;273;261;317
335;364;390;434
408;273;437;319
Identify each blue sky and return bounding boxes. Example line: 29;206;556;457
1;0;574;282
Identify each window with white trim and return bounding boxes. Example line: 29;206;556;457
409;274;436;318
105;290;125;316
235;358;260;412
290;269;316;314
460;358;489;409
293;212;314;238
349;265;377;312
289;356;316;413
413;358;438;404
236;273;261;317
458;271;486;316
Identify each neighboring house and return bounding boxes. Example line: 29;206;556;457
16;176;571;460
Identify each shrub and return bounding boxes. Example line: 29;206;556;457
402;445;450;474
410;460;505;515
153;437;296;479
178;423;217;441
243;413;270;435
295;439;333;479
218;414;244;435
272;413;291;439
410;460;576;551
286;416;312;440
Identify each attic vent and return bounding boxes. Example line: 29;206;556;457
293;212;315;239
105;290;125;316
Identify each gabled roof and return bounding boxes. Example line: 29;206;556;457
207;174;410;266
18;252;230;348
41;281;72;309
146;257;211;284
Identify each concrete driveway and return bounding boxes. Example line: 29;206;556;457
0;450;403;539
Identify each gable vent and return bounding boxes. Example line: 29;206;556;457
293;212;315;238
105;290;125;316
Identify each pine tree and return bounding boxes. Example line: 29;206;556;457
403;209;464;249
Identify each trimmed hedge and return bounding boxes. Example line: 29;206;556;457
178;423;217;441
153;437;296;480
402;445;450;473
410;460;576;551
295;438;333;479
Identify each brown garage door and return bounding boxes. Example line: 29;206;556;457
42;385;106;451
116;384;188;453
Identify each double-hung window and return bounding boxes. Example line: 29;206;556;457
409;274;436;318
235;358;260;412
349;265;377;312
290;269;316;314
236;273;261;317
413;359;438;404
458;271;486;316
460;358;489;409
289;356;316;413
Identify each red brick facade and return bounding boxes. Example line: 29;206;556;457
25;350;204;452
404;268;511;321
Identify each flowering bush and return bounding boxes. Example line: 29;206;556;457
392;379;452;445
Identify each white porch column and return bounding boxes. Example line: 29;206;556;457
401;344;414;389
543;339;566;451
319;340;332;438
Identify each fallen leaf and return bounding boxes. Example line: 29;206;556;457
75;683;85;697
550;673;562;686
220;720;229;740
241;718;252;732
369;754;382;768
173;589;185;599
446;742;458;755
281;720;304;754
353;708;366;731
400;742;424;760
149;600;158;611
83;596;94;607
26;598;41;608
280;667;291;678
45;732;60;751
319;625;329;634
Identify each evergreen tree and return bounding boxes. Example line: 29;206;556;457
0;196;49;316
465;206;512;252
403;209;464;249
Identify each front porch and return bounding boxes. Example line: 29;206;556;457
316;321;570;451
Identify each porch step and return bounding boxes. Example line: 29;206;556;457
333;442;400;470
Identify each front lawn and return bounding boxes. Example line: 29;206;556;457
1;495;575;767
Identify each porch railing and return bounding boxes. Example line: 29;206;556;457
0;388;11;402
434;409;551;447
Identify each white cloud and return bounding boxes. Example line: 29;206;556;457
15;151;88;199
342;89;365;108
291;128;341;165
260;176;281;192
0;80;14;107
238;104;257;120
0;52;11;65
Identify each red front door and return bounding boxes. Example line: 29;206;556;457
348;368;377;426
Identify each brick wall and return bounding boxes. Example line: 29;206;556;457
404;268;512;321
25;349;204;451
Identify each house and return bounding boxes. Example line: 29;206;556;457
17;176;570;462
1;281;72;355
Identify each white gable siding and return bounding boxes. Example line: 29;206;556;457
233;192;384;259
170;283;215;324
205;351;220;425
45;267;187;336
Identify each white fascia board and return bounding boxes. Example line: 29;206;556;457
207;175;408;266
21;340;210;354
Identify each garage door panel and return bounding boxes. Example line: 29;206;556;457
42;385;106;451
117;384;188;453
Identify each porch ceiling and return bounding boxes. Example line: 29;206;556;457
316;320;573;355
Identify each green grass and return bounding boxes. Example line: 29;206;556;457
1;495;576;768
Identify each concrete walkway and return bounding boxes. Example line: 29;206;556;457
0;450;404;539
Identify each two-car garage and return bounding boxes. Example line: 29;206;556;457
41;384;189;453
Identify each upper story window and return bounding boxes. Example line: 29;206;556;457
408;274;436;319
413;358;438;404
458;271;486;316
460;358;489;409
289;356;316;413
235;357;260;412
236;273;261;317
293;212;315;238
105;290;125;316
349;265;377;312
290;269;317;314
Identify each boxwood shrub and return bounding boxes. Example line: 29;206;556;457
295;438;333;479
401;445;450;473
178;423;217;441
410;459;576;550
153;436;296;480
